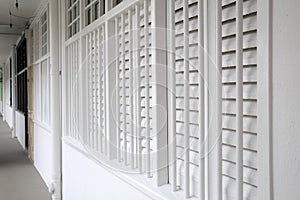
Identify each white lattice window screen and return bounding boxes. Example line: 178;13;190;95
66;40;80;139
168;0;205;198
85;26;106;152
221;0;258;199
62;0;263;199
114;0;154;174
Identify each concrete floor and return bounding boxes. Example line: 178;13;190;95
0;117;51;200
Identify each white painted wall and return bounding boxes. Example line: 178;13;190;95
272;0;300;199
62;142;153;200
15;111;26;149
34;122;52;187
5;105;12;128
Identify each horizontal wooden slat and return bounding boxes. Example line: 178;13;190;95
222;114;257;133
222;14;257;37
222;99;257;116
222;0;257;22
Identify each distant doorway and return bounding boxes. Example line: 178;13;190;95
16;36;29;149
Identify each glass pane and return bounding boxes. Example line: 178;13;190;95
86;0;91;6
42;45;47;56
115;0;122;6
42;12;47;23
69;26;72;38
100;0;105;16
42;24;47;34
95;2;99;19
69;10;72;23
42;34;47;45
87;8;91;25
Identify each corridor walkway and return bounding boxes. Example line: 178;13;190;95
0;117;51;200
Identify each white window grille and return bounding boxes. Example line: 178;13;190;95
84;0;105;26
66;40;80;139
114;1;154;172
167;0;206;198
30;5;50;125
62;0;267;199
67;0;80;38
41;11;48;56
85;26;106;151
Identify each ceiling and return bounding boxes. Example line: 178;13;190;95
0;0;42;66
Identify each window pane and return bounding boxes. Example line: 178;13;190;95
94;2;99;19
100;0;105;16
69;10;72;23
87;8;91;25
86;0;91;6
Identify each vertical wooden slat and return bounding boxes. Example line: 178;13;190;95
97;28;103;152
85;35;89;146
102;24;108;156
115;17;121;161
71;43;74;139
236;0;244;199
121;13;128;165
198;0;205;199
135;4;142;172
144;0;151;178
74;42;76;140
92;30;97;150
183;0;190;198
101;27;104;151
75;41;79;141
169;0;177;192
94;31;98;151
216;0;223;198
70;44;73;139
89;33;92;147
128;9;135;169
97;29;100;151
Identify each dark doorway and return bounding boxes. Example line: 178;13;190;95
16;36;29;149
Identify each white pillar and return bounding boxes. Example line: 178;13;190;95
49;0;61;199
24;29;31;67
11;45;16;138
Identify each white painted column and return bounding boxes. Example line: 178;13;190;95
49;0;61;199
24;29;31;67
11;45;16;138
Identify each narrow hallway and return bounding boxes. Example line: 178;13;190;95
0;117;51;200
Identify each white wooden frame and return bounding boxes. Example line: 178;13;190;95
257;0;273;199
60;0;273;199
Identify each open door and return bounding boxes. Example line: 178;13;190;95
27;65;34;161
